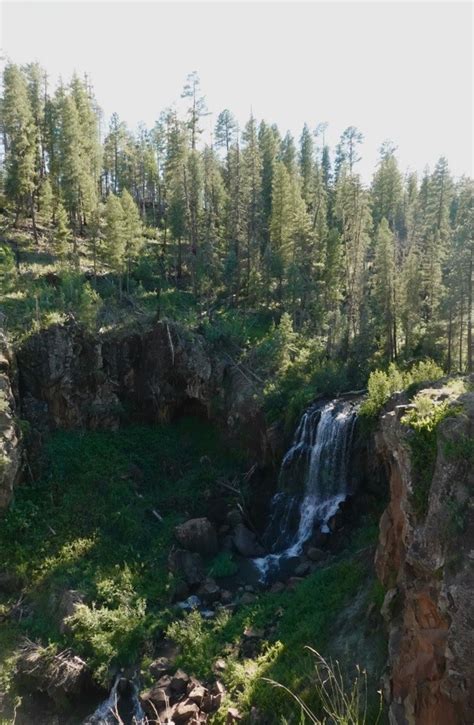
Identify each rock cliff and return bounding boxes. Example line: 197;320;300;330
0;327;22;510
375;384;474;724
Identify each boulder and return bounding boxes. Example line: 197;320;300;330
173;699;199;723
168;549;205;586
306;547;325;562
170;669;190;695
141;684;169;711
149;656;172;679
175;518;218;556
58;589;85;634
294;561;310;577
198;578;221;605
232;523;264;558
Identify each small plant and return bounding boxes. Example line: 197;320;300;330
208;551;238;579
402;395;461;517
264;647;382;725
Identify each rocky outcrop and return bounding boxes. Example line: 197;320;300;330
0;327;22;509
17;318;216;431
375;385;474;724
16;318;270;459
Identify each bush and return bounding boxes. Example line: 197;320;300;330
402;394;460;517
360;359;444;418
207;551;238;579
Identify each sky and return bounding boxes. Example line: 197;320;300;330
1;0;473;183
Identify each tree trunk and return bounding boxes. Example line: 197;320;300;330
467;248;473;373
30;194;39;245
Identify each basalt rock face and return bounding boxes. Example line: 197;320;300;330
0;327;22;509
375;386;474;725
16;318;269;457
17;319;215;430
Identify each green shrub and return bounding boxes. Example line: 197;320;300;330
208;551;238;579
402;395;461;517
360;359;444;418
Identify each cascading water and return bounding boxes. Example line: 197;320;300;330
84;674;145;725
254;400;357;581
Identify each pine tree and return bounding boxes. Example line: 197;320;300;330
299;123;315;210
181;72;209;151
38;177;53;222
371;142;403;230
103;193;126;295
268;160;293;301
53;201;72;263
373;218;396;359
1;63;37;234
121;189;144;293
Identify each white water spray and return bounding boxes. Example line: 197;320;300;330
254;401;356;580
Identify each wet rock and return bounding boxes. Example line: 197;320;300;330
168;549;205;586
294;561;310;577
177;594;201;611
197;578;221;605
175;518;218;556
232;523;264;558
220;589;233;604
227;509;243;527
306;546;325;562
269;581;285;594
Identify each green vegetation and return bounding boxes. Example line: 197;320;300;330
1;62;472;381
0;420;243;691
360;359;444;417
207;551;238;579
265;647;382;724
401;393;462;517
166;558;379;720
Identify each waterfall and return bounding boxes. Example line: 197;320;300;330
254;400;356;580
84;674;145;725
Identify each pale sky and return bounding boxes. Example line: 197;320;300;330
1;0;473;182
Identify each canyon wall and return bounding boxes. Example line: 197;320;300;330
0;327;22;509
375;385;474;724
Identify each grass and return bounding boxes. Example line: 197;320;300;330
0;419;244;694
166;554;384;722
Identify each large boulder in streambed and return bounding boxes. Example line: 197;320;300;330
168;549;205;586
174;518;218;556
232;523;264;557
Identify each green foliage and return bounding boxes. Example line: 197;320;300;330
265;647;382;725
0;245;17;293
360;359;444;417
207;551;238;579
166;559;369;720
401;394;460;517
0;420;243;685
443;436;474;465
